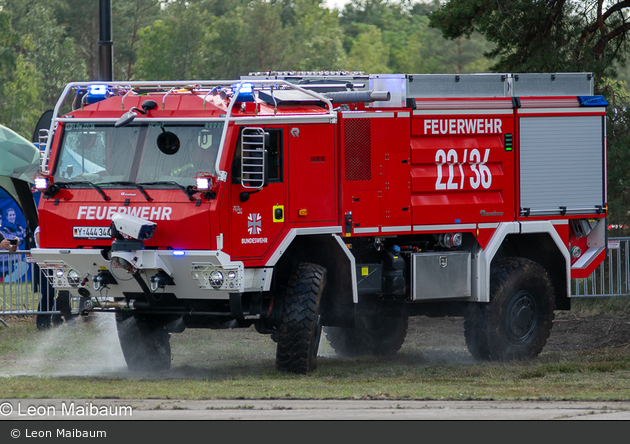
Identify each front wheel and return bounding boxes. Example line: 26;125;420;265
275;263;326;374
464;257;555;361
116;313;172;371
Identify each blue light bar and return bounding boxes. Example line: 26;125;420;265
85;84;109;104
578;96;608;107
232;83;255;102
89;85;108;96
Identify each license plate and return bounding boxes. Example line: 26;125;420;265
73;226;112;239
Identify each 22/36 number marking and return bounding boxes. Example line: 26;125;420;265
435;149;491;190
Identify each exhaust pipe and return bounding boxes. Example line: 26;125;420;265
322;90;391;104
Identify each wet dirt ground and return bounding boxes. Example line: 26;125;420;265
407;310;630;353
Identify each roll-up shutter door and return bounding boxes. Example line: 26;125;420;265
519;116;604;216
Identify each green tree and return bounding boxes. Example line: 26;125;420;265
429;0;630;88
340;0;493;74
430;0;630;231
341;0;414;72
348;25;390;73
113;0;162;80
0;55;43;137
281;0;347;71
604;83;630;234
0;8;18;75
0;8;43;138
17;4;87;108
48;0;100;80
135;1;208;80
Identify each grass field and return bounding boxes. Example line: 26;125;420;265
1;301;630;401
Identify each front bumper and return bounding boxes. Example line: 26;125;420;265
31;248;271;300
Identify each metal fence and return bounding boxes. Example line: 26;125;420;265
2;238;630;316
1;250;58;315
572;237;630;298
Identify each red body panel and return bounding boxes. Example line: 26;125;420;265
38;84;607;281
287;123;337;224
39;189;215;250
410;115;515;227
339;113;412;234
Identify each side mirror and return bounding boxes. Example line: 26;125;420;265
115;110;137;128
114;100;157;128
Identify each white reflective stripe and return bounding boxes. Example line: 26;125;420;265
235;116;334;124
56;117;229;123
397;112;410;118
381;226;412;233
476;222;521;302
56;115;336;124
413;109;513;116
293;226;341;235
342;112;395;118
354;227;380;234
519;220;571;292
552;219;569;225
518;107;606;115
571;247;604;270
332;234;358;303
414;224;476;232
266;226;343;267
477;223;499;229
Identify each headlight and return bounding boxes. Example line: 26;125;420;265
209;270;224;289
67;269;81;286
570;246;582;259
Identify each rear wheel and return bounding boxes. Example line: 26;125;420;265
275;263;326;374
116;313;171;371
325;298;408;357
464;257;555;361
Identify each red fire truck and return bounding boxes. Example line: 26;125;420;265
31;72;607;373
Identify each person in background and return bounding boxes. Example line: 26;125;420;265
0;234;18;252
0;209;19;252
1;207;25;246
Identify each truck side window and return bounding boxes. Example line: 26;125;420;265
232;128;283;183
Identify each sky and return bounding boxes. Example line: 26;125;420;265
324;0;351;9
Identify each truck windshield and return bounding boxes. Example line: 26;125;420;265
53;122;223;188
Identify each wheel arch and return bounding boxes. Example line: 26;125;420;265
480;222;570;310
269;231;357;328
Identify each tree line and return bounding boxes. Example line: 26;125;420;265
0;0;492;137
0;0;629;228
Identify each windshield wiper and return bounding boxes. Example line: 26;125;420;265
59;181;110;202
138;181;194;201
100;181;153;202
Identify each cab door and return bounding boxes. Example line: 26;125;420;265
287;123;336;224
229;126;285;261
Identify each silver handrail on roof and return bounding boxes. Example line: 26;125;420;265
43;80;335;179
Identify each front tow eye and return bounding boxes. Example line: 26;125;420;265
149;271;175;292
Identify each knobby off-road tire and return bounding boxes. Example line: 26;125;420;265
275;263;327;374
464;257;555;361
324;299;408;357
116;313;172;372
